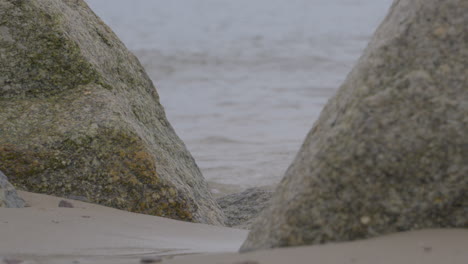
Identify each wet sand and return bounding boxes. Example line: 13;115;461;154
0;191;247;264
1;191;466;264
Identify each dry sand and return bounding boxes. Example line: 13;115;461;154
0;191;466;264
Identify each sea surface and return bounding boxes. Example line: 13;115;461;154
85;0;393;196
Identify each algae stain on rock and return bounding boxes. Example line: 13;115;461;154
0;2;102;98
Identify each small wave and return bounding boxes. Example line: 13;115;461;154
198;136;244;145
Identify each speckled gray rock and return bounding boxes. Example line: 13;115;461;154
0;170;25;208
241;0;468;251
217;188;273;229
0;0;224;225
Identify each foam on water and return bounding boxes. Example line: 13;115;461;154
85;0;393;195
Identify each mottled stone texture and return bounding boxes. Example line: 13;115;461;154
0;170;25;208
241;0;468;251
217;188;273;229
0;0;224;225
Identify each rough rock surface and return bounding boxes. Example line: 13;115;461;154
0;170;25;208
217;188;273;229
241;0;468;251
0;0;224;225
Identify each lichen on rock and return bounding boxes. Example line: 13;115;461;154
0;0;224;225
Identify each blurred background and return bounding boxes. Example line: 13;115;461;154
84;0;393;196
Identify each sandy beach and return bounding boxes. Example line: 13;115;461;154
1;1;466;264
1;192;466;264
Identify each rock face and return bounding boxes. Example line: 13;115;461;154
217;188;273;229
0;0;224;225
0;170;25;208
241;0;468;251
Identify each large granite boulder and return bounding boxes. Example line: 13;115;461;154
241;0;468;251
0;170;25;208
0;0;224;225
217;187;273;229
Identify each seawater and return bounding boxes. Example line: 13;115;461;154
85;0;393;196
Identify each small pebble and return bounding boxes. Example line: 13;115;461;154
58;200;74;208
2;258;24;264
234;261;259;264
140;256;162;263
423;246;432;252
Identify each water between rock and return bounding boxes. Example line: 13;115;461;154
85;0;393;196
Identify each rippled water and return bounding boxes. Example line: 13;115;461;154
85;0;393;195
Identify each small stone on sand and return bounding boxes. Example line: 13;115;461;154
58;200;74;208
140;256;162;263
2;258;24;264
423;246;432;252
